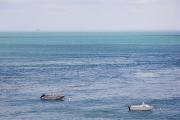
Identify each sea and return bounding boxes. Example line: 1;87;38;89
0;32;180;120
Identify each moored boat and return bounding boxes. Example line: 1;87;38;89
128;102;153;111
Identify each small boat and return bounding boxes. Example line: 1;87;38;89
128;102;153;111
40;94;65;101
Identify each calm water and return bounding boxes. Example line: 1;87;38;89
0;32;180;120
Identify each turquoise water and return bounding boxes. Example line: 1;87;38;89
0;32;180;45
0;32;180;120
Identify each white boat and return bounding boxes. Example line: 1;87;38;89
128;102;153;111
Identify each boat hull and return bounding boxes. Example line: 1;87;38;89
129;105;153;111
41;95;65;101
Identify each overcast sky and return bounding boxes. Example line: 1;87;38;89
0;0;180;31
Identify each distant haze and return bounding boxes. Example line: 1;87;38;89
0;0;180;31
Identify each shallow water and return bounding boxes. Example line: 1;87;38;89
0;32;180;120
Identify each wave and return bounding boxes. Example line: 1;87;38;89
134;72;160;78
1;57;135;66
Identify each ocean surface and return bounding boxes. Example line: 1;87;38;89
0;32;180;120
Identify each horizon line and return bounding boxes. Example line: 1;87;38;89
0;30;180;33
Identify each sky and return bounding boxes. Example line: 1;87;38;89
0;0;180;31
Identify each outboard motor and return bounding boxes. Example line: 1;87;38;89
40;94;46;98
128;106;131;111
